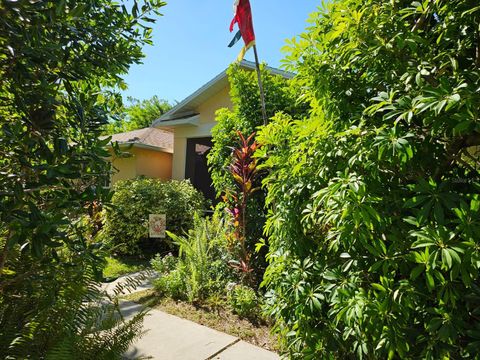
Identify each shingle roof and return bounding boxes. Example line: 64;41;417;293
109;127;173;152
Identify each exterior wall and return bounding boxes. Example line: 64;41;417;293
109;147;173;185
134;147;172;180
110;152;137;184
197;86;232;125
171;86;233;180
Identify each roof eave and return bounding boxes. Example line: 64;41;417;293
151;60;295;128
152;114;200;128
108;142;174;154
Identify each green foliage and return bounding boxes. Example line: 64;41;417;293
208;64;309;283
209;63;308;196
103;256;149;279
259;1;480;359
0;250;148;359
153;268;186;300
227;285;260;320
0;0;165;356
161;213;235;302
150;252;177;275
223;131;260;281
104;95;172;135
103;178;205;256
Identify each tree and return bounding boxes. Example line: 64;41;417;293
258;0;480;358
104;95;172;134
0;0;165;357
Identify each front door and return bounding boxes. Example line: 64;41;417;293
185;137;216;203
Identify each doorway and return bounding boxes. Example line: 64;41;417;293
185;137;216;203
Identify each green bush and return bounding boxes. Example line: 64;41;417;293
153;269;186;300
103;179;205;256
0;0;164;357
157;213;235;302
208;64;309;283
150;252;177;275
258;0;480;359
227;285;260;320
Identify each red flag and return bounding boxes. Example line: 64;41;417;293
229;0;256;61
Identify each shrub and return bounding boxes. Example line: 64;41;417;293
227;285;260;320
208;64;309;283
150;252;177;275
103;179;205;256
164;213;236;302
258;1;480;359
153;269;186;300
0;0;164;357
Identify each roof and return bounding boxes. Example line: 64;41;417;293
152;60;294;127
108;127;173;153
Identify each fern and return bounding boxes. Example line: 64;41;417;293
0;255;149;360
165;213;233;302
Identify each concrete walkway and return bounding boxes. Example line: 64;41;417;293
120;300;279;360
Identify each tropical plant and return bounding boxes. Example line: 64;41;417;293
227;284;260;320
209;63;308;195
208;65;308;283
163;213;235;302
102;178;205;256
0;0;165;356
104;95;172;135
258;0;480;358
150;252;177;275
223;131;260;281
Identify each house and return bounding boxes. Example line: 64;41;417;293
151;60;293;201
107;127;173;185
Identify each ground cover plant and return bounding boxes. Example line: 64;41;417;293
0;0;165;357
257;0;480;359
147;212;272;343
102;178;204;256
103;255;150;279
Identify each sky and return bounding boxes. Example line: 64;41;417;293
121;1;319;104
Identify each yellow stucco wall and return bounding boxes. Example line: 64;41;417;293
110;153;137;184
109;147;173;185
135;147;172;180
197;86;232;125
171;86;233;180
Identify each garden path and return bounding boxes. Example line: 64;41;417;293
121;301;279;360
104;273;279;360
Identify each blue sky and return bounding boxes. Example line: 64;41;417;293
121;1;319;104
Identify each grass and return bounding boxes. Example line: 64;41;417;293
103;256;150;279
123;289;280;352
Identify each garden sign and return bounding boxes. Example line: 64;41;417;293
149;214;166;238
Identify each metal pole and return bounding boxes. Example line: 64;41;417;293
252;44;268;125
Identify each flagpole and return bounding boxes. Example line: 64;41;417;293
252;44;268;125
